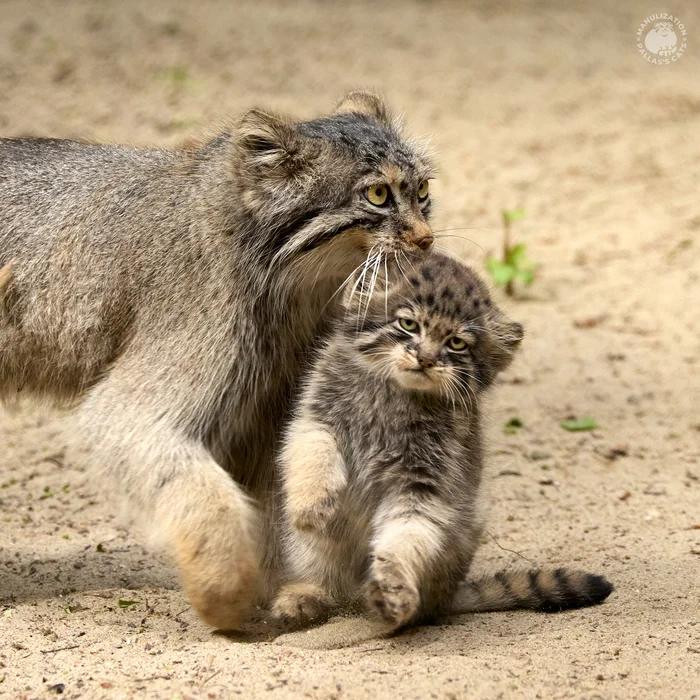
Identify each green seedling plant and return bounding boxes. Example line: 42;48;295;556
486;208;536;296
560;417;599;432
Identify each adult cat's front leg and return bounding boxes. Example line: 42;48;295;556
78;369;260;630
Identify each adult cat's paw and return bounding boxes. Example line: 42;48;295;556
174;526;259;631
367;556;421;628
271;583;335;623
289;494;340;533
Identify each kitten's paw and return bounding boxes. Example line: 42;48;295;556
367;557;420;628
271;583;335;623
289;494;340;533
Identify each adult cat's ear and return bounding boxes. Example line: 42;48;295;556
237;109;309;173
334;90;391;124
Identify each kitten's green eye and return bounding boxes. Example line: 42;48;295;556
417;180;430;201
366;184;389;206
448;336;467;351
399;318;419;332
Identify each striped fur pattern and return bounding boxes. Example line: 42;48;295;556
0;92;436;629
454;568;613;614
273;252;612;628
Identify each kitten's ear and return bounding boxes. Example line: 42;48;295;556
502;321;524;348
334;90;391;124
491;320;524;373
237;108;306;172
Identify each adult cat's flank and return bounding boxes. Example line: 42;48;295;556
0;92;435;629
273;252;613;628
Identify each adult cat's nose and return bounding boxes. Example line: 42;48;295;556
415;235;434;250
417;355;435;369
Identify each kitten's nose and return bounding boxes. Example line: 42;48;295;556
418;355;435;369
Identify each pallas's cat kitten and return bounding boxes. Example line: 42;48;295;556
273;252;613;628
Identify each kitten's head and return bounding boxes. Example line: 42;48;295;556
234;91;435;269
341;252;523;398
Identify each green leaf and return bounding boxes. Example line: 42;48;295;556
507;243;528;266
504;417;523;435
502;208;526;224
560;417;599;432
96;543;105;553
118;600;140;609
516;268;535;285
486;258;516;286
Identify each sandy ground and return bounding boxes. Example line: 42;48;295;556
1;0;700;698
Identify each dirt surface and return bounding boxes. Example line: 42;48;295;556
1;1;699;698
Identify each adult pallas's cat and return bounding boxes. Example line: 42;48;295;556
0;92;436;629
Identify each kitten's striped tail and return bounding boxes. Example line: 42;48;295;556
452;568;613;613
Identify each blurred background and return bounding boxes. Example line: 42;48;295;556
1;1;699;697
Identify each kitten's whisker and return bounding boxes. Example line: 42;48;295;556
448;373;472;415
439;378;458;418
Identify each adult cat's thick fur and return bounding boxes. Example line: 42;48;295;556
0;92;435;629
273;253;613;628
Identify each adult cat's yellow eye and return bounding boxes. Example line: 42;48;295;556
399;318;419;332
366;184;389;206
417;180;430;200
448;336;467;351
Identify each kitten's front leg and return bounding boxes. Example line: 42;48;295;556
367;501;450;628
281;417;346;534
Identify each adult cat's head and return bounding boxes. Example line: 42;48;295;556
233;91;435;272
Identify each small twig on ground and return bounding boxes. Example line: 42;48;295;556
202;669;222;686
485;530;537;566
41;644;80;654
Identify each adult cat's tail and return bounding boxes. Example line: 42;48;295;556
452;568;613;613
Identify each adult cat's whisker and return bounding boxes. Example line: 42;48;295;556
383;256;389;322
350;253;379;328
346;249;381;324
432;234;484;251
432;227;498;234
393;251;412;289
330;247;378;316
361;252;383;329
400;249;417;274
